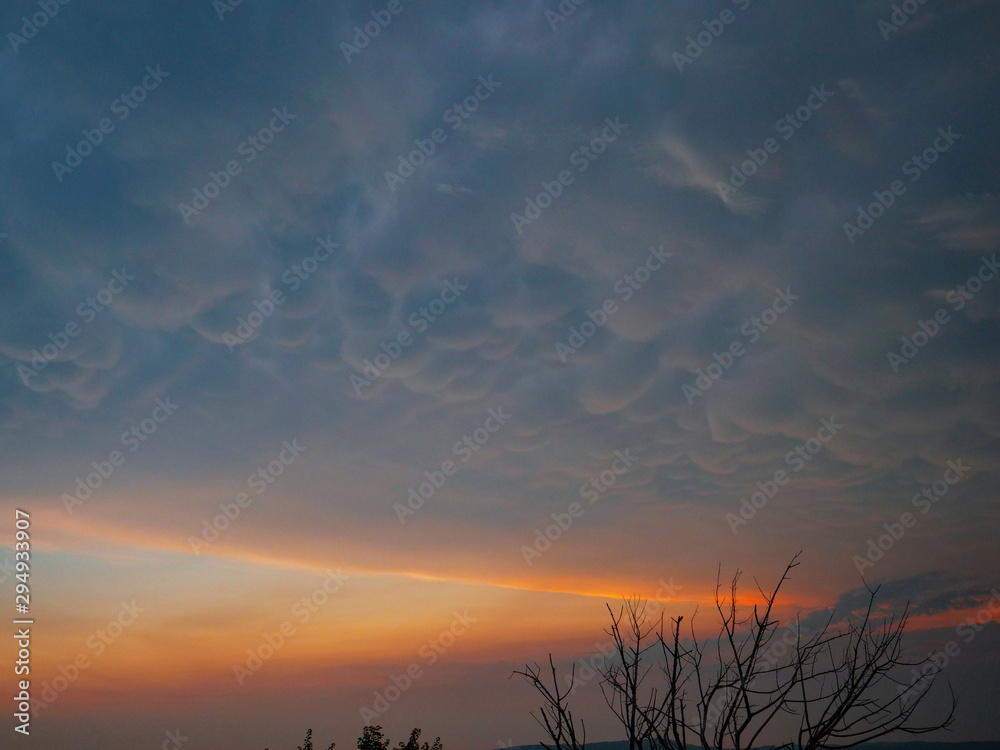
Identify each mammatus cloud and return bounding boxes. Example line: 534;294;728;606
0;0;998;747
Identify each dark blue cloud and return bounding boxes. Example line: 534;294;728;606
0;7;998;736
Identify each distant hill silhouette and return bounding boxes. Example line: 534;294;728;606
495;742;1000;750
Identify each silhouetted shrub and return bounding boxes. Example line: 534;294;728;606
266;726;440;750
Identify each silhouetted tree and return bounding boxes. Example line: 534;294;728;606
395;728;443;750
602;597;661;750
358;725;389;750
264;728;335;750
513;655;587;750
265;726;438;750
296;728;336;750
517;554;956;750
357;726;442;750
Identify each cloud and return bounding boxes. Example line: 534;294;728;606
0;8;998;742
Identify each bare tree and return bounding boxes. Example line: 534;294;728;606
517;555;956;750
513;655;588;750
601;597;662;750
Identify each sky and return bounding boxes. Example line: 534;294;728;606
1;0;999;748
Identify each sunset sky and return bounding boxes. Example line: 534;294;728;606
1;1;999;748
